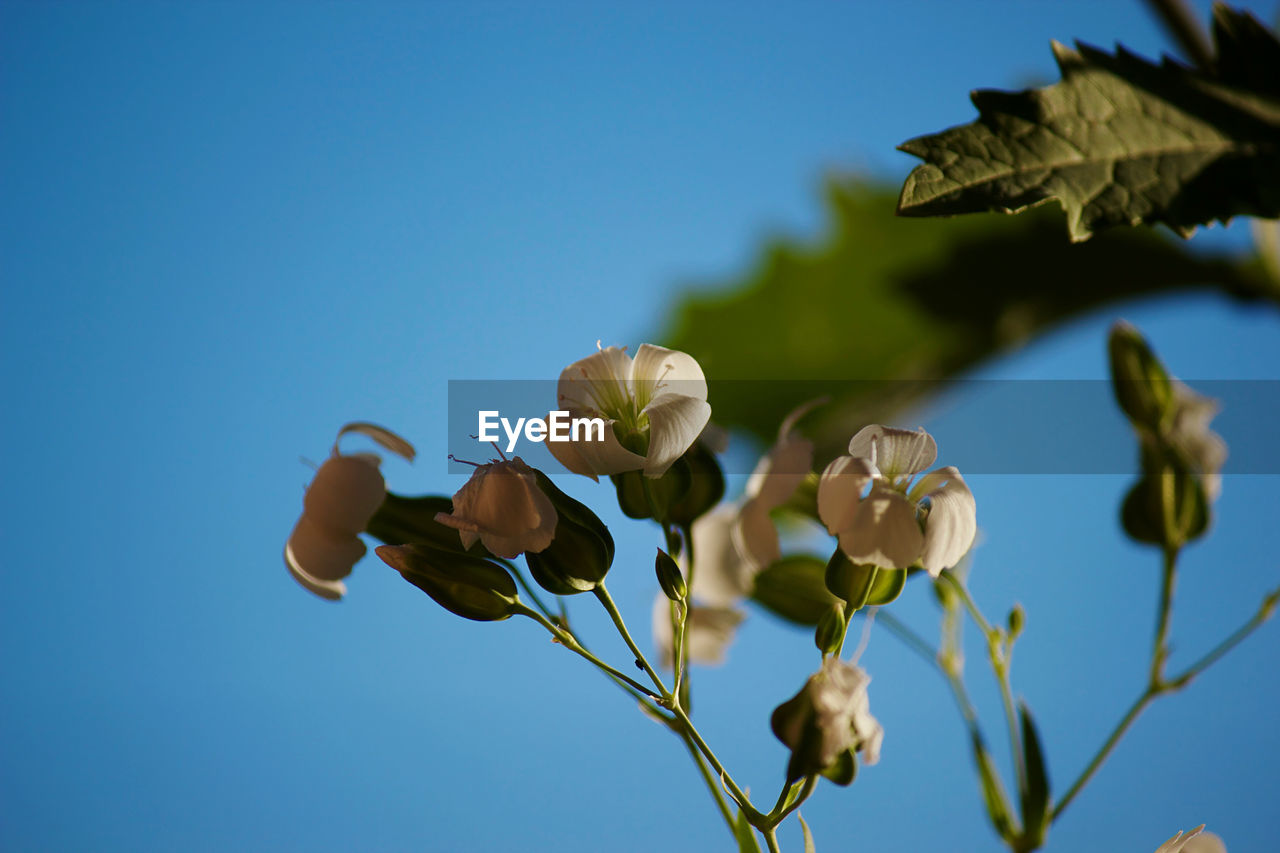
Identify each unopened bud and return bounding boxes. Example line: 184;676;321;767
1007;603;1025;639
814;603;846;656
655;548;687;602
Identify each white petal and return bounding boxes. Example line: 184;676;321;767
334;422;416;462
848;425;937;480
915;467;977;577
302;455;387;537
744;433;813;508
285;515;367;599
572;417;648;476
837;483;923;569
1154;826;1207;853
1181;832;1225;853
640;394;711;477
436;459;558;558
733;498;780;572
557;345;633;415
545;423;599;481
817;455;875;535
690;504;754;606
630;343;708;408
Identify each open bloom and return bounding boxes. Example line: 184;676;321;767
285;423;415;600
818;424;976;576
435;456;557;558
548;343;710;479
734;399;823;569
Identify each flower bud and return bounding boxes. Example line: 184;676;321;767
655;548;687;602
610;460;692;522
376;543;519;622
1007;603;1025;639
667;441;726;526
814;603;846;657
1109;321;1174;433
523;468;615;594
824;549;877;609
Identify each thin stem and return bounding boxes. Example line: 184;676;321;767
1143;0;1215;70
1051;689;1153;821
678;522;695;712
1150;547;1178;685
594;583;670;698
677;727;737;831
768;775;817;827
503;559;557;621
939;569;994;634
514;603;662;701
763;827;782;853
669;702;760;822
877;610;940;667
1167;589;1279;688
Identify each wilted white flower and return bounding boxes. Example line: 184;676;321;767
772;658;883;775
285;423;415;600
818;424;976;576
1166;381;1227;500
1154;825;1226;853
734;399;823;570
548;343;710;479
435;456;557;559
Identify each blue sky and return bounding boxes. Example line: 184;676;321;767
2;2;1277;851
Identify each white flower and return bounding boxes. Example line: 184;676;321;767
1167;381;1227;500
1154;825;1226;853
817;424;976;576
774;658;883;770
548;343;711;479
734;399;823;570
285;423;415;600
435;456;557;559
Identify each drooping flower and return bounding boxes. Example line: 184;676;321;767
548;343;710;479
435;456;557;558
734;398;824;569
771;658;883;781
285;423;416;600
818;424;976;576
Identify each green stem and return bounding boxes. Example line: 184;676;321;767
594;583;670;698
503;558;557;621
514;603;662;702
768;775;817;827
1166;592;1278;688
676;727;737;831
1051;688;1153;821
1150;547;1178;685
763;826;782;853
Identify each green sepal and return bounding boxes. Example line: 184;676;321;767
376;543;518;622
820;747;857;786
865;567;907;606
824;550;878;608
525;469;615;594
366;493;486;554
667;442;726;526
1018;702;1051;850
750;555;841;625
799;813;817;853
1121;466;1209;547
814;603;846;657
610;460;693;523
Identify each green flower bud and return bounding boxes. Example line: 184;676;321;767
824;549;878;609
523;469;615;594
814;603;846;657
1108;321;1174;434
376;544;519;622
750;555;842;626
655;548;687;602
365;493;473;553
610;459;692;522
1007;603;1025;639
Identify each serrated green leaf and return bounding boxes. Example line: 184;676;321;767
751;555;842;625
661;181;1273;460
799;813;817;853
898;9;1280;241
1018;702;1051;849
734;807;762;853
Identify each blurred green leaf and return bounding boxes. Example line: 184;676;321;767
971;732;1017;843
734;807;762;853
662;180;1273;456
898;6;1280;241
1018;702;1051;849
799;813;817;853
751;555;841;625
